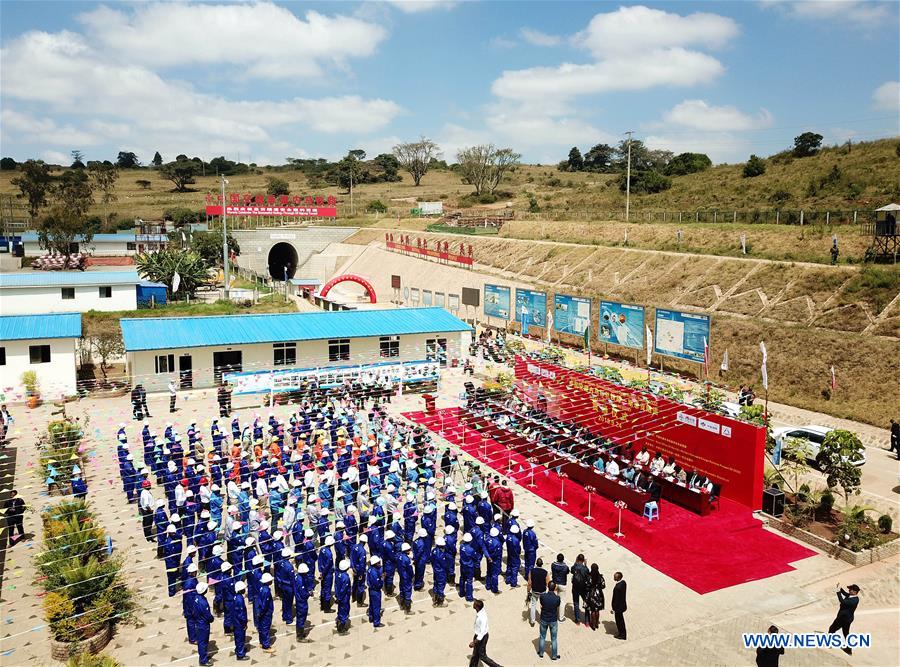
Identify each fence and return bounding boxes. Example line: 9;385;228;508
514;208;879;226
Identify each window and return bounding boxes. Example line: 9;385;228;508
155;354;175;374
29;345;51;364
273;342;296;366
379;335;400;358
328;338;350;362
0;347;5;365
435;292;446;307
422;290;433;306
61;287;75;300
126;242;137;251
99;286;112;298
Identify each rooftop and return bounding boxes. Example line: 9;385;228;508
19;231;137;243
0;313;82;341
120;307;471;352
0;269;140;288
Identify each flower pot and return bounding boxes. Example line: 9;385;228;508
27;394;42;409
49;621;113;661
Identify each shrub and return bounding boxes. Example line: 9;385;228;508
366;199;388;213
265;176;290;196
38;420;84;488
819;491;835;514
818;429;864;500
67;654;122;667
878;514;893;534
743;155;766;178
618;169;671;194
527;194;540;213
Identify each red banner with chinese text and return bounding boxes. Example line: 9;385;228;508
514;357;765;509
385;235;473;266
206;205;337;217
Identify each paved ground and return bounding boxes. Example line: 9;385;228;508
0;366;898;666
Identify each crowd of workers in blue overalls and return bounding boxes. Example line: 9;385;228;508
112;392;540;665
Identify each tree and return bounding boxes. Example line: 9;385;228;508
190;231;240;266
86;318;124;386
793;132;823;158
163;207;203;226
135;179;152;190
159;159;199;192
393;137;440;186
567;147;584;171
583;143;615;172
336;154;363;192
116;151;140;169
36;205;93;262
348;149;366;161
135;248;212;298
265;176;290;196
11;159;53;219
743;154;766;178
0;157;17;170
372;153;402;182
70;150;85;169
614;138;651;171
618;169;671;194
817;429;864;501
87;161;119;224
778;437;812;491
152;151;163;167
456;144;522;196
54;170;94;218
665;152;712;176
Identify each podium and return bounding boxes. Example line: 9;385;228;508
762;488;785;517
423;394;436;414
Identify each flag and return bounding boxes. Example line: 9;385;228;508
545;309;553;343
583;324;590;351
720;349;729;372
773;436;783;466
521;304;529;336
759;341;768;391
646;326;653;366
830;366;836;391
172;271;181;294
703;337;709;380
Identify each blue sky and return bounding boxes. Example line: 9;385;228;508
1;1;898;166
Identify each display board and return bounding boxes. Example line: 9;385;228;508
515;288;547;329
598;301;645;349
514;357;765;509
484;284;511;319
224;360;439;395
553;294;591;335
654;309;711;362
461;287;480;307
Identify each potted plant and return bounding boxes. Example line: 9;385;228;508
22;370;41;408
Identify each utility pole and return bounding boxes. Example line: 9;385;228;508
624;131;634;223
350;166;354;216
221;176;230;300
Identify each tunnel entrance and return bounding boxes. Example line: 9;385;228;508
268;242;299;281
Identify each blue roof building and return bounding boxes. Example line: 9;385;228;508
0;313;82;340
0;313;82;400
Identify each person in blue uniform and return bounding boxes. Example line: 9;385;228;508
153;499;169;558
471;517;486;581
397;542;414;613
318;535;335;612
335;559;352;634
218;561;235;630
382;529;398;595
412;528;429;591
522;519;539;582
350;533;368;605
274;547;295;625
229;580;250;660
505;524;522;587
182;566;199;645
484;527;503;594
444;525;458;586
459;533;476;602
294;563;312;641
367;555;384;628
162;524;182;597
71;474;88;499
430;536;447;606
253;572;276;654
207;545;225;615
193;581;215;666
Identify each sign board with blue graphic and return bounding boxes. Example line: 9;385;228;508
553;294;591;335
484;284;511;319
515;288;547;330
598;301;645;349
654;308;711;362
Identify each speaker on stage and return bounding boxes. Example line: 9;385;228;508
762;487;785;517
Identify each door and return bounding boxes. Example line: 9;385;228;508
213;350;243;385
179;355;193;389
437;338;448;367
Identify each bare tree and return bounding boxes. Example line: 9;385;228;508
456;144;522;195
392;136;440;186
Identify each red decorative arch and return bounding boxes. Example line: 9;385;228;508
318;274;377;303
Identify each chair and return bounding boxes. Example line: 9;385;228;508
709;484;721;511
643;501;659;522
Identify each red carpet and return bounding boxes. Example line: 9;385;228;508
406;408;816;595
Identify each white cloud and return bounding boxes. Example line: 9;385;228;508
663;100;773;131
436;123;492;161
492;49;724;101
77;3;387;79
1;109;101;145
520;27;562;47
644;132;751;164
872;81;900;112
385;0;457;14
486;108;611;149
574;5;738;58
489;35;516;49
42;150;70;164
761;1;893;26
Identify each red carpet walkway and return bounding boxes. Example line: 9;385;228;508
406;408;816;595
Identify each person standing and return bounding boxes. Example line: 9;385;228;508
254;572;276;654
570;554;590;624
139;384;152;419
537;581;561;660
139;480;156;542
550;554;569;622
756;625;784;667
611;571;627;640
367;556;384;628
3;490;26;544
468;599;502;667
584;564;605;631
0;404;13;443
890;419;899;458
527;557;549;627
827;584;860;655
193;582;215;667
168;379;178;413
131;385;143;420
229;580;250;660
